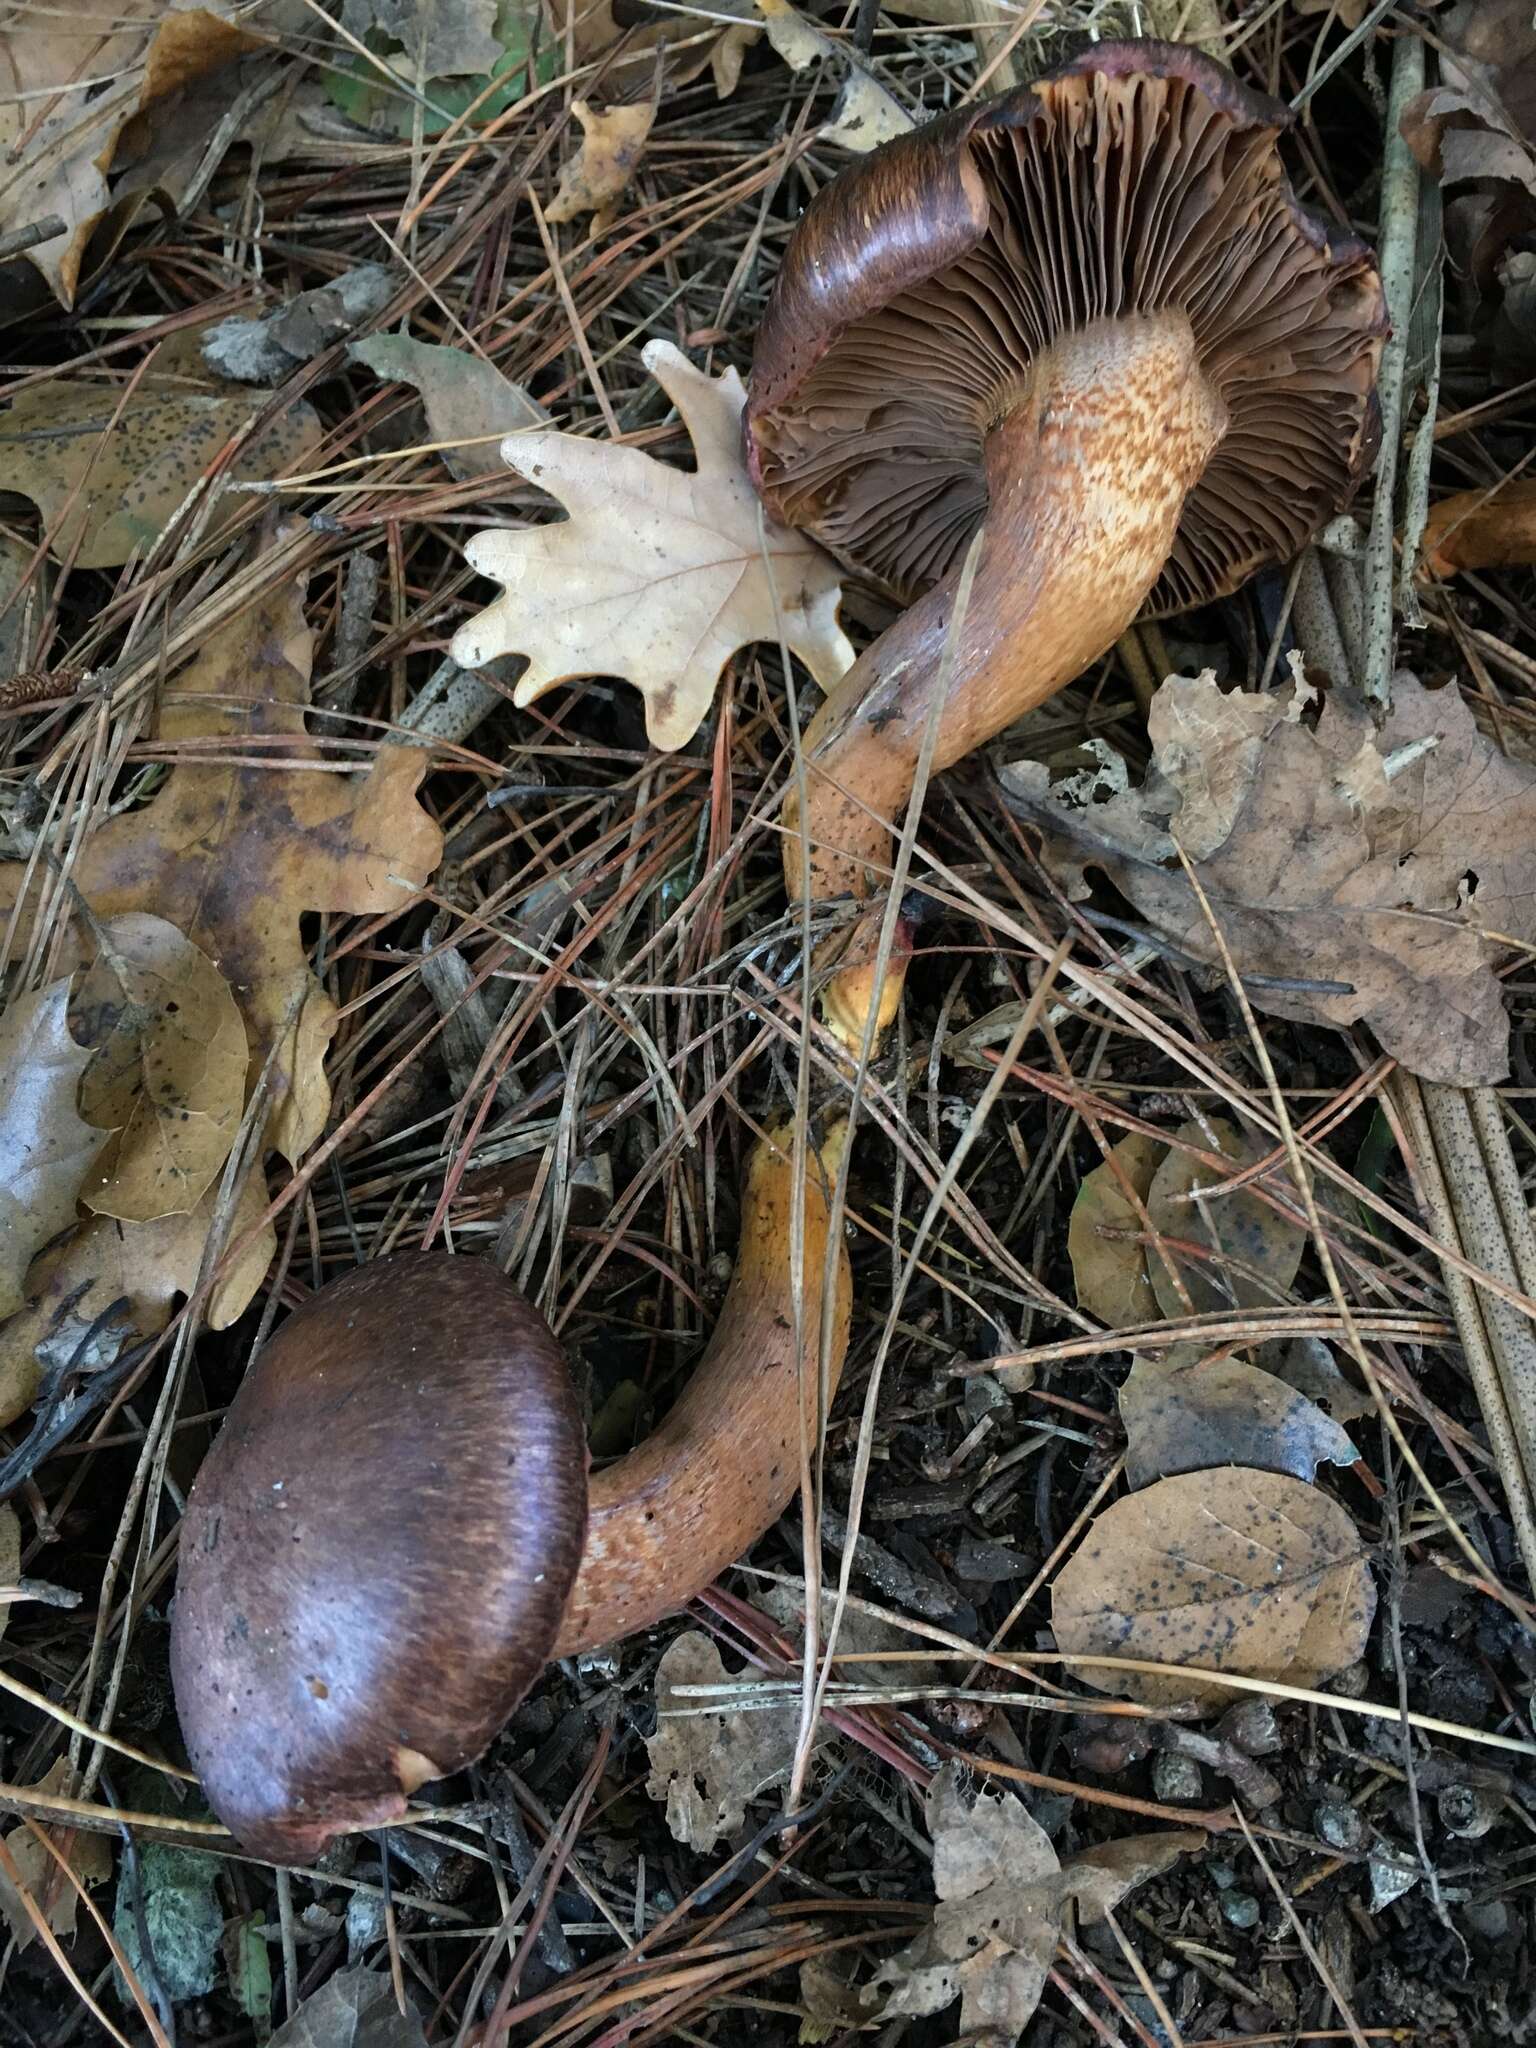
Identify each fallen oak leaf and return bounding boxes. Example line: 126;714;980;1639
0;3;272;308
546;97;657;229
0;1176;277;1432
1003;670;1536;1086
0;565;443;1162
451;340;853;750
70;912;247;1224
1052;1467;1375;1710
0;979;109;1321
0;380;321;570
645;1631;819;1849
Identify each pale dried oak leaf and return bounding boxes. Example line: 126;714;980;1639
451;340;853;750
0;1177;276;1432
1053;1467;1375;1710
0;568;443;1163
0;980;108;1320
71;913;248;1224
1005;671;1536;1085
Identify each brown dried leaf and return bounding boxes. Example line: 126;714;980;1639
0;567;443;1162
645;1631;813;1849
348;334;547;481
0;979;107;1320
1068;1132;1165;1328
0;1175;275;1431
1061;1829;1207;1924
0;4;270;308
546;98;656;228
1421;479;1536;576
1147;1118;1306;1319
1119;1355;1358;1490
268;1966;427;2048
451;341;852;750
71;914;247;1223
757;0;913;152
1008;671;1536;1085
0;1761;114;1951
1052;1468;1375;1710
867;1763;1060;2040
0;382;321;570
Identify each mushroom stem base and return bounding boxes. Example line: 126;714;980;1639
784;309;1227;1045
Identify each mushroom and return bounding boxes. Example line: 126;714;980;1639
171;1126;850;1861
745;39;1388;1043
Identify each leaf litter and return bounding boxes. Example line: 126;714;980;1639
0;979;107;1320
1007;667;1536;1084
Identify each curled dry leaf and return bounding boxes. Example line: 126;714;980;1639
1119;1355;1358;1491
0;1176;276;1432
1146;1118;1306;1320
0;979;108;1321
1068;1131;1164;1328
0;1761;113;1952
71;913;248;1224
0;381;321;571
451;340;853;750
547;98;656;229
348;333;547;481
1052;1468;1375;1710
1062;1828;1209;1923
1006;670;1536;1086
0;2;270;309
0;567;443;1162
1421;479;1536;578
645;1631;817;1849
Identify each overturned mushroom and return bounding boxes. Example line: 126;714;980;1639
746;39;1387;1042
171;1126;850;1861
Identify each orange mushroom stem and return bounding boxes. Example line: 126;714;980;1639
171;1124;850;1861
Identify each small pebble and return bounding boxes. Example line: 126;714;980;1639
1207;1860;1236;1891
1438;1782;1501;1840
1152;1751;1204;1804
1221;1892;1261;1930
1315;1800;1364;1851
1217;1697;1282;1756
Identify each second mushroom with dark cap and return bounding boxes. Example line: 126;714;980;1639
747;39;1387;1043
